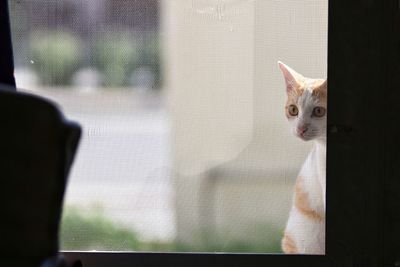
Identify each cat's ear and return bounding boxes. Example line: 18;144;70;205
277;61;304;92
320;79;327;90
315;79;327;94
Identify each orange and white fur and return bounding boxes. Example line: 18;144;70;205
278;61;326;254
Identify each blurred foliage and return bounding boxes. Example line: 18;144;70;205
93;32;139;87
61;206;140;251
27;30;162;88
175;240;282;253
30;31;82;86
138;34;162;89
10;1;162;89
60;206;282;253
176;224;283;253
93;31;161;88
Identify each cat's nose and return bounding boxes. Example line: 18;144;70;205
297;125;309;134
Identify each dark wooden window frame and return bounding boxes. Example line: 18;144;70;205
3;0;400;266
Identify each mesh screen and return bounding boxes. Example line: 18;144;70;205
10;0;327;253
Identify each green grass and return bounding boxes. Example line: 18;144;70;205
61;206;140;251
174;225;283;253
60;206;283;253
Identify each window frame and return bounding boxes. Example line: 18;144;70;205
4;0;400;266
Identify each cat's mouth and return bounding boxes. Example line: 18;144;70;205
299;135;312;141
297;132;316;141
296;127;322;141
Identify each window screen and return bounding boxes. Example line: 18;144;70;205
10;0;327;253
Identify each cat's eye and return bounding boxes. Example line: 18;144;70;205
288;105;299;116
312;107;326;117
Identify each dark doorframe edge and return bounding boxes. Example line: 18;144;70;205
383;0;400;265
0;0;16;88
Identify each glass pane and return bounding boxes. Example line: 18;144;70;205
10;0;327;254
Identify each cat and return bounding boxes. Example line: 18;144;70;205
278;61;327;254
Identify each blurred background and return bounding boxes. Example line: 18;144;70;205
9;0;327;253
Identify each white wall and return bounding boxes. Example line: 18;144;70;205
163;0;328;248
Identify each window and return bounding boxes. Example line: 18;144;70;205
6;0;398;266
10;0;328;254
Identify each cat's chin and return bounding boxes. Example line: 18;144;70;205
297;134;314;141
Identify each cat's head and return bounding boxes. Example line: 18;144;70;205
278;61;327;142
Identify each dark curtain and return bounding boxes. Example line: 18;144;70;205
0;0;16;88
